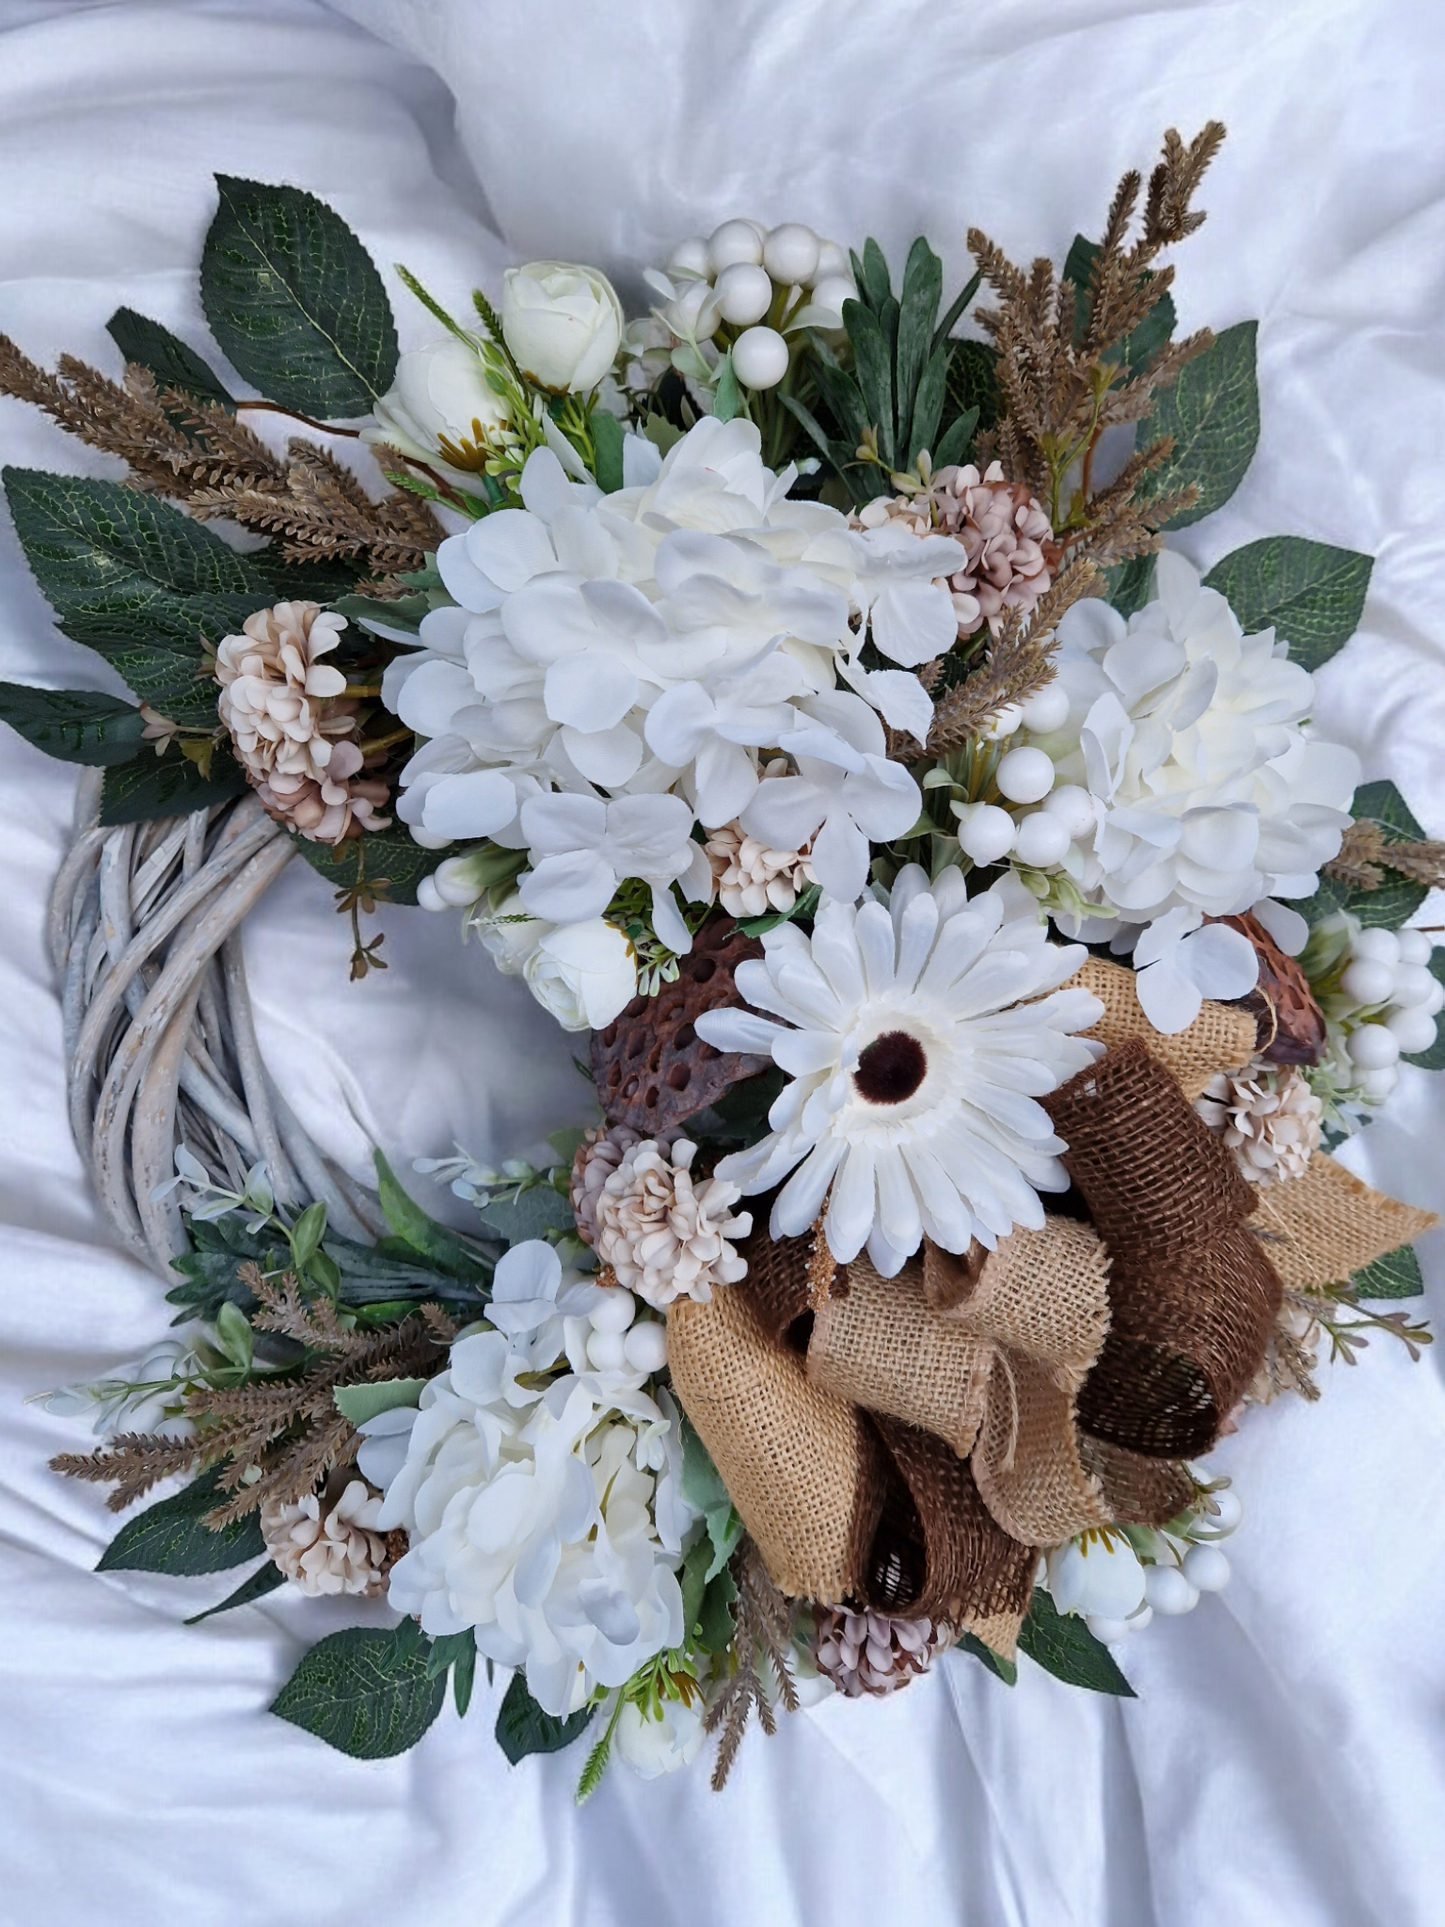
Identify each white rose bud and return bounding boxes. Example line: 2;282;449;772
522;917;637;1031
361;336;510;485
500;261;624;393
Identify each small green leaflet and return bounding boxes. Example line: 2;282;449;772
945;338;1001;434
1203;537;1373;672
1138;320;1260;529
1105;553;1155;620
272;1624;445;1759
679;1418;743;1580
201;176;398;419
711;349;742;424
1017;1588;1137;1697
185;1560;286;1624
738;881;822;937
374;1149;491;1279
97;1464;265;1576
0;683;147;765
105;308;235;411
1351;1243;1425;1300
959;1631;1018;1685
590;409;625;492
424;1629;479;1719
680;1535;738;1654
477;1185;574;1246
100;747;247;825
1306;778;1429;931
291;820;444;909
333;1378;427;1425
495;1672;595;1764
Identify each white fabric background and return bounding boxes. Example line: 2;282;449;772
0;2;1443;1922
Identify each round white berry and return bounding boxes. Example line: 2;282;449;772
1144;1565;1200;1615
707;219;764;274
667;236;711;278
588;1286;637;1335
1181;1544;1231;1593
1012;811;1072;869
731;325;790;390
1019;682;1071;733
762;223;821;286
986;704;1023;739
713;260;773;326
1388;962;1437;1010
1396;927;1434;966
415;875;445;912
812;238;850;282
586;1328;628;1372
623;1320;669;1374
1204;1488;1242;1535
1352;926;1402;968
1387;1007;1438;1055
1041;783;1097;840
808;274;856;323
1340;957;1397;1007
1084;1615;1131;1645
1347;1022;1401;1070
956;802;1017;866
1362;1064;1400;1099
1421;979;1445;1017
995;746;1056;804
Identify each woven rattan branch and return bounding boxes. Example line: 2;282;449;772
54;770;386;1277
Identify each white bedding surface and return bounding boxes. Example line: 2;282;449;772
1;3;1443;1922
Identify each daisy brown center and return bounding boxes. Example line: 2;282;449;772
853;1029;928;1105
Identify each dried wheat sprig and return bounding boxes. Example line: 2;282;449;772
1324;819;1445;893
50;1431;201;1512
704;1538;801;1790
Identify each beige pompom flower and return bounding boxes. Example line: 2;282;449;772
1196;1064;1324;1185
813;1605;948;1697
260;1477;389;1597
570;1123;648;1248
593;1137;752;1308
215;600;390;844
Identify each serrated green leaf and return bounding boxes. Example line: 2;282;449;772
185;1559;285;1624
844;300;895;468
1203;537;1373;671
0;682;147;765
374;1149;490;1278
1017;1588;1137;1696
105;308;234;410
290;819;443;908
591;409;625;492
495;1672;594;1764
945;338;1001;433
97;1464;265;1576
333;1377;427;1425
1138;321;1259;529
1351;1243;1425;1300
3;469;272;724
201;176;398;418
272;1625;444;1758
1106;553;1156;619
99;748;246;825
959;1631;1018;1685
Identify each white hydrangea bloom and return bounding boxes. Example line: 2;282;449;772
1039;551;1360;926
696;866;1103;1274
368;1241;697;1719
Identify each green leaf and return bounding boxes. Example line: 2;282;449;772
249;552;360;605
477;1185;574;1246
945;338;1001;433
737;880;822;937
1137;320;1260;529
895;238;944;450
959;1631;1018;1685
333;1377;428;1425
201;176;398;418
1017;1588;1137;1696
855;239;893;316
272;1625;445;1759
97;1465;265;1576
931;268;982;358
3;469;272;724
288;1200;328;1272
844;300;895;468
1351;1243;1425;1300
374;1149;491;1279
184;1559;285;1624
1306;779;1430;931
1204;536;1373;672
591;409;625;492
680;1419;744;1580
932;405;979;472
290;819;444;908
422;1630;478;1718
696;1566;738;1654
99;747;247;825
105;307;235;410
809;354;868;450
495;1672;595;1764
0;682;147;765
214;1299;253;1372
1106;553;1156;619
1063;234;1176;371
908;343;948;469
332;592;426;637
712;348;742;421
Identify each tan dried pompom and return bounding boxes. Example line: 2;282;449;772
593;1137;752;1309
260;1477;388;1597
1196;1064;1324;1186
705;768;816;920
570;1123;648;1248
215;600;390;844
813;1605;948;1697
856;459;1058;638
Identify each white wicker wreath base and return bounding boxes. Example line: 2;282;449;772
52;768;386;1277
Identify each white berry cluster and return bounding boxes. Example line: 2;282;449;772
1045;1482;1242;1646
1330;924;1442;1100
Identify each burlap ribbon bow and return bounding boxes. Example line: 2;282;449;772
667;961;1436;1655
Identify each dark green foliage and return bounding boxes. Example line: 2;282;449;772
1307;779;1429;930
1351;1244;1425;1301
1106;553;1156;619
290;820;445;909
1063;233;1177;371
201;177;398;419
1203;536;1373;672
272;1623;446;1758
1138;321;1260;528
495;1671;595;1764
99;746;247;824
944;338;1001;434
1403;952;1445;1070
1017;1588;1137;1696
682;1065;787;1150
97;1464;265;1576
477;1185;574;1246
591;409;625;492
185;1560;286;1623
425;1629;479;1719
959;1630;1018;1685
105;308;235;410
0;683;147;765
374;1149;492;1280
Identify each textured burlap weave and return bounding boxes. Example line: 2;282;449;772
1078;1434;1195;1527
922;1237;986;1311
1251;1150;1439;1293
1064;956;1257;1100
947;1219;1110;1373
972;1349;1113;1545
959;1605;1027;1663
734;1218;823;1346
807;1258;993;1456
666;1284;865;1602
1046;1041;1282;1457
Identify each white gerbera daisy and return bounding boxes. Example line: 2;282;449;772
694;867;1104;1275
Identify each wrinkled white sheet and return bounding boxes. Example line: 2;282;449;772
1;2;1443;1922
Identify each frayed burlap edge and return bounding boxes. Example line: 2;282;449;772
1064;956;1257;1100
1252;1150;1439;1293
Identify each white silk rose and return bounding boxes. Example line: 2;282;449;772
362;336;510;489
501;261;624;393
522;917;638;1031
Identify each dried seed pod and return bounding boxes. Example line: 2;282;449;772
1219;913;1327;1065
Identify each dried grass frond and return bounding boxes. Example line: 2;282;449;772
50;1431;200;1512
704;1538;801;1790
1324;819;1445;893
